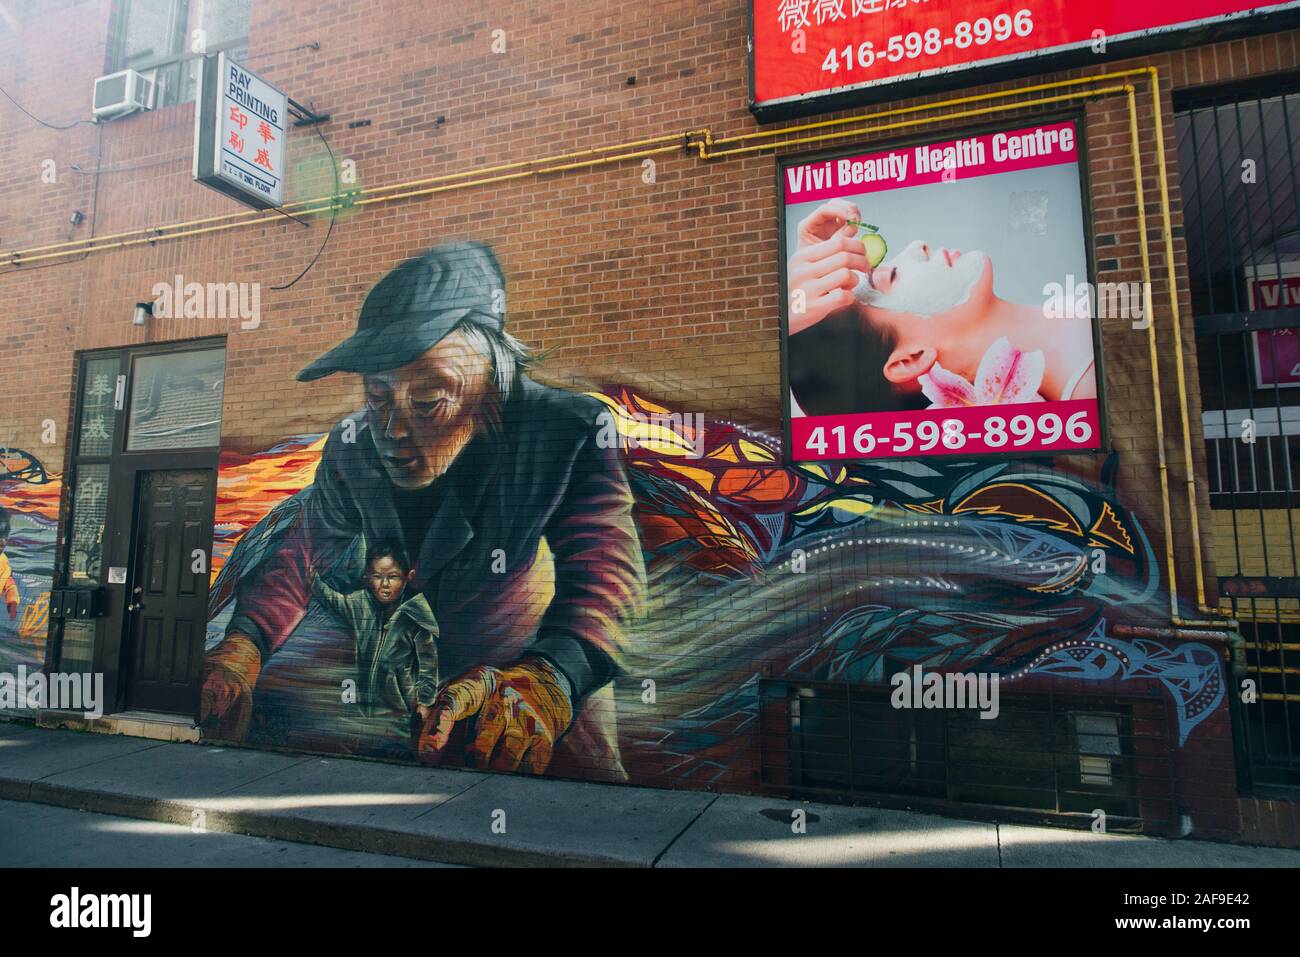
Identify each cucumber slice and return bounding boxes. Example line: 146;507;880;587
861;231;887;268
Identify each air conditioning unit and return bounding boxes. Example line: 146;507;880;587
92;68;154;119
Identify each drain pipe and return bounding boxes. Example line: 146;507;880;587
1110;623;1247;682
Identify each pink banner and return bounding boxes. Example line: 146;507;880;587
1253;328;1300;388
1247;273;1300;387
791;399;1101;461
784;121;1078;205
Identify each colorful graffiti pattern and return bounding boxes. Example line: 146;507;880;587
0;448;59;679
205;386;1223;786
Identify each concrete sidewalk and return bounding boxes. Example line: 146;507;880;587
1;721;1297;868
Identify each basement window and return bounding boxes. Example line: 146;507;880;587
764;681;1152;825
1073;712;1123;787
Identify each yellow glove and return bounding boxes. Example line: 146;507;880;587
416;658;573;774
199;633;262;741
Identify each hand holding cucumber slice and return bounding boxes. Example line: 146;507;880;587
861;232;887;269
847;218;888;268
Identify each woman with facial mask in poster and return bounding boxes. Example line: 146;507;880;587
787;199;1097;412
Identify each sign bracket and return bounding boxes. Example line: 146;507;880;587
289;99;331;127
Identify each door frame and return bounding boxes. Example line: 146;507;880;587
64;337;225;718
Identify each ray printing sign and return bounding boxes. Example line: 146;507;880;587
194;52;287;209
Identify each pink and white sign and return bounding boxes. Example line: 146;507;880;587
783;121;1078;205
782;119;1102;462
1247;269;1300;388
791;400;1100;461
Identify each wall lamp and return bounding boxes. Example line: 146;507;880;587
132;301;153;326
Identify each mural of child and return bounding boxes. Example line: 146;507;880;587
309;541;440;726
0;507;18;620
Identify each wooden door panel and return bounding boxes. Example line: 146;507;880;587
125;469;215;715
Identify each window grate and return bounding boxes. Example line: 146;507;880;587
758;680;1176;834
1180;75;1300;790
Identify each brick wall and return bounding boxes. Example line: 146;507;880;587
3;1;1298;840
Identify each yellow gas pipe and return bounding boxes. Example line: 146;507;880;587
0;70;1227;634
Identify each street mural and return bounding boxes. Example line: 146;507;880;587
0;242;1227;789
0;448;58;683
197;241;1226;788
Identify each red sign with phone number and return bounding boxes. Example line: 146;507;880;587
791;399;1102;460
753;0;1299;110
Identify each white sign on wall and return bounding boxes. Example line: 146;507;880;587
193;53;287;209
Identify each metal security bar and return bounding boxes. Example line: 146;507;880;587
1180;75;1300;790
758;679;1177;835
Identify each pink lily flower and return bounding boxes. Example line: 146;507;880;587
919;337;1046;408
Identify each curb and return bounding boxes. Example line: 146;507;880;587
0;774;645;868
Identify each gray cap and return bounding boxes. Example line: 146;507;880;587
297;241;505;382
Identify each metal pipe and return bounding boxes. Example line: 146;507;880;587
6;143;690;264
1111;623;1240;644
707;67;1158;147
1124;85;1183;624
697;87;1127;160
3;129;708;263
1144;66;1219;620
1111;623;1246;679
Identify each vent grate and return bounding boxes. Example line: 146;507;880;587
759;679;1176;833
